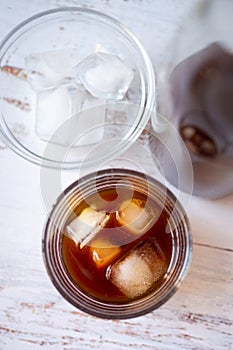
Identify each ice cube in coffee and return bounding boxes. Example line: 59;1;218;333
62;187;172;302
109;239;167;298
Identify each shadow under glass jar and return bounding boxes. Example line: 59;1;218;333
42;169;192;319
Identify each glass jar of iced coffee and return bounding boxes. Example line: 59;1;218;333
43;169;192;319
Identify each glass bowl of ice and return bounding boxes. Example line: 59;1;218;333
42;168;192;319
0;7;155;169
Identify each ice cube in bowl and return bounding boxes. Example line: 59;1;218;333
25;48;79;91
73;51;134;100
35;82;106;146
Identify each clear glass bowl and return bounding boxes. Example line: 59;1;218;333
42;168;192;319
0;7;155;169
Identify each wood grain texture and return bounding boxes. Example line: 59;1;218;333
0;1;233;349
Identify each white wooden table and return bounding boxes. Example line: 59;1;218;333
0;1;233;349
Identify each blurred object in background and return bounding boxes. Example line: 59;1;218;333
153;0;233;199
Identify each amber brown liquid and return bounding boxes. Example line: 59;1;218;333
62;187;172;303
